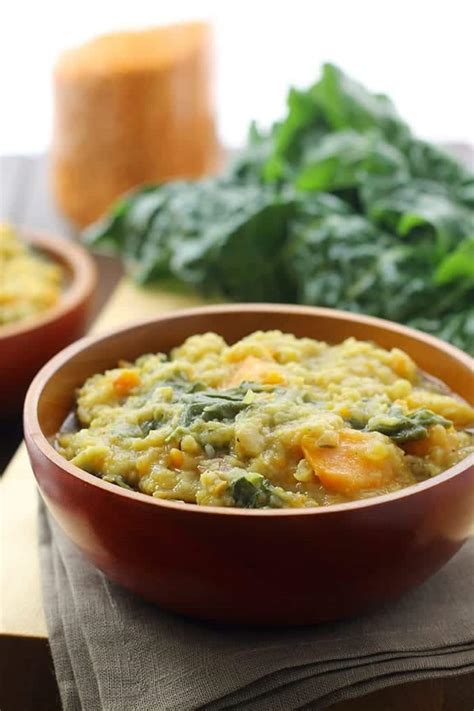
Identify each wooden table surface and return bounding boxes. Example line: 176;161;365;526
1;155;473;711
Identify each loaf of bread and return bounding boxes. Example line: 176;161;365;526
52;23;220;227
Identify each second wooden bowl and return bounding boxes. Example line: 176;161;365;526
1;230;96;412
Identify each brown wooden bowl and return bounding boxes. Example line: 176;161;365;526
24;305;474;625
1;230;96;413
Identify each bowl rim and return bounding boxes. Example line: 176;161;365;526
0;228;97;339
24;303;474;518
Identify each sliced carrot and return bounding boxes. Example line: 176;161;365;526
225;356;285;388
302;429;397;496
112;370;140;397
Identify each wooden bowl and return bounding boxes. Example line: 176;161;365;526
1;230;96;413
24;305;474;625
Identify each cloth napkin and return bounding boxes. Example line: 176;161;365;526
38;503;474;711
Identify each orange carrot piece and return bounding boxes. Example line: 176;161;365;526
113;370;140;397
302;429;397;496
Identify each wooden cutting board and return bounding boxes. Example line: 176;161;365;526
0;278;204;638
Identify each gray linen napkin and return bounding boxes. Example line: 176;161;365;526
38;503;474;711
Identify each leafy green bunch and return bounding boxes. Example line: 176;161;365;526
85;64;474;352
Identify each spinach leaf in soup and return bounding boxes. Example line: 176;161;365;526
357;406;452;443
230;472;282;509
180;385;255;426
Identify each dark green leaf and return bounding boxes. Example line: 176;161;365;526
310;63;409;143
230;472;281;508
296;130;407;192
84;63;474;353
364;180;474;256
435;237;474;284
181;385;254;427
364;406;451;442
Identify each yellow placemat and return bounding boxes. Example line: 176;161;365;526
0;279;203;638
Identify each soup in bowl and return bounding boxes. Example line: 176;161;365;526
55;330;472;509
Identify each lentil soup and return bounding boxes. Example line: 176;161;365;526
0;224;63;326
56;331;474;508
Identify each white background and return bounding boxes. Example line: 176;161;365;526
0;0;473;155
